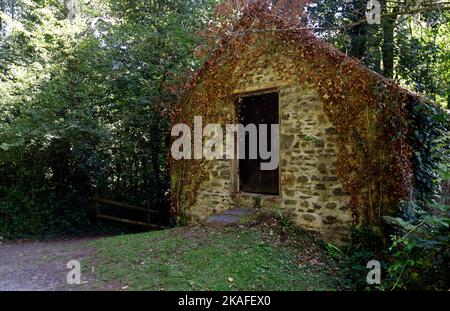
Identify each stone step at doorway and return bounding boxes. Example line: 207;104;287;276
206;208;260;225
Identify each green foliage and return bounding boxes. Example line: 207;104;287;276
308;1;450;106
326;243;343;260
386;225;449;290
397;12;450;107
340;225;386;291
383;200;449;290
0;185;93;236
407;100;450;206
383;128;450;290
0;0;217;237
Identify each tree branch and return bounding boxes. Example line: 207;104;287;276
234;3;450;33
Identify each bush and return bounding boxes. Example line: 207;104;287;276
339;225;387;291
0;186;94;238
338;220;449;291
383;200;450;290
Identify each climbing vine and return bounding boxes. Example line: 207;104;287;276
170;0;447;225
407;99;450;208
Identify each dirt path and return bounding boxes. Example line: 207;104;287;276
0;237;120;291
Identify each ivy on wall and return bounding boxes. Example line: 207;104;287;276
407;99;450;210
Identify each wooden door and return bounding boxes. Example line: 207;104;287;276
238;92;279;195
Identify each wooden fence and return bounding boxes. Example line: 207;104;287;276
94;195;165;229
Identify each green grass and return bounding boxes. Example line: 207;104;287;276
87;221;346;291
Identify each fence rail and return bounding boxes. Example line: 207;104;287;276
93;195;165;229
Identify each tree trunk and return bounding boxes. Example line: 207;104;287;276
381;1;398;79
347;0;368;60
382;18;395;78
0;0;6;34
349;24;368;59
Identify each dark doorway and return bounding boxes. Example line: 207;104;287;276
237;92;279;195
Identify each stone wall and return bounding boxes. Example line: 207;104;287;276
183;56;353;244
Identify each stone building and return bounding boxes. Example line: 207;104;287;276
170;11;439;244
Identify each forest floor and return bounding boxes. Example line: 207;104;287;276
0;213;349;291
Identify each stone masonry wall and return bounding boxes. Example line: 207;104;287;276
184;56;353;244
